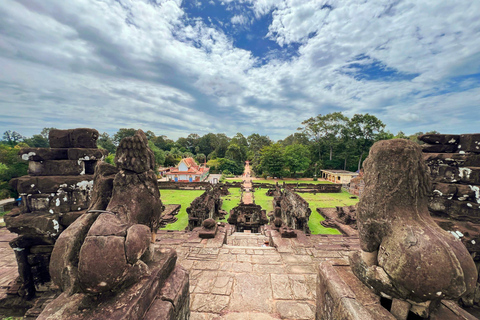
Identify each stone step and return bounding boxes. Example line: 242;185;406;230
222;245;275;250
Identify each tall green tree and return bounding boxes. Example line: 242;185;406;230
260;143;285;178
24;134;49;148
298;116;323;161
2;131;24;146
148;141;165;166
347;113;386;171
298;112;348;161
284;144;311;177
280;132;310;146
0;144;28;199
97;132;116;154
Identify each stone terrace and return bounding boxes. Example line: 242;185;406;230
0;221;360;319
157;227;360;320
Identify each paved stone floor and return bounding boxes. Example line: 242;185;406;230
157;228;360;320
0;228;18;300
0;225;360;319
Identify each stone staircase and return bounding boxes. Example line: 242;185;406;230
226;232;269;247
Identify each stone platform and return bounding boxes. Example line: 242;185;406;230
157;227;360;320
1;226;479;319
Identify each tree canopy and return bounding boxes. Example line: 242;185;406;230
0;114;439;199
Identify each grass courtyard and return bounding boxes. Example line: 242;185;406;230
159;187;359;235
304;190;359;234
160;189;204;231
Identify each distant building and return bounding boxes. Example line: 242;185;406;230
166;157;209;182
320;169;359;184
157;167;171;177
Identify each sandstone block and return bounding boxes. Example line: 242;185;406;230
26;194;51;212
70;190;89;212
49;128;99;148
19;148;68;161
48;130;70;148
459;134;480;153
424;153;480;167
429;198;480;222
12;175;94;194
29;160;85;176
5;212;63;238
422;144;458;153
67;148;108;161
418;134;460;145
30;245;55;254
432;183;479;202
49;190;72;214
432;165;480;185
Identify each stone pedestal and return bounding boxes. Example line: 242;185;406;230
316;260;479;320
38;248;189;320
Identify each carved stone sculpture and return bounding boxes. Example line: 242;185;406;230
350;139;477;309
49;129;164;295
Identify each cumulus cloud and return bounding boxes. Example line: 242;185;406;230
0;0;479;140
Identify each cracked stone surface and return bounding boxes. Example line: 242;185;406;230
156;227;360;319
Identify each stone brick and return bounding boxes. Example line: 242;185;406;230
29;160;85;176
423;153;480;167
5;212;62;238
48;129;70;148
26;194;51;212
67;148;108;161
275;301;314;320
422;144;458;153
19;148;68;161
13;175;94;194
49;128;99;148
459;134;480;153
418;134;460;145
70;190;89;212
429;198;480;223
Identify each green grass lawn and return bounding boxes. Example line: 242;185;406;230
158;188;359;235
253;190;274;213
304;190;359;234
228;179;332;184
160;189;204;231
219;188;242;222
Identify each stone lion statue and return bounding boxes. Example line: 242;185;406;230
350;139;477;309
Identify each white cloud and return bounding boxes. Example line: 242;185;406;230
231;14;249;25
0;0;479;140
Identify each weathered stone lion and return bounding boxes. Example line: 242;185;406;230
350;139;477;308
49;129;164;295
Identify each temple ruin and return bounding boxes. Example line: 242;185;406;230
5;128;106;301
1;130;480;319
186;185;225;230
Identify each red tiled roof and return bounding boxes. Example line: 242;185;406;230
183;157;197;168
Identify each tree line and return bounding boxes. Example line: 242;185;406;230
0;113;438;199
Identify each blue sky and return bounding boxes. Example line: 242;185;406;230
0;0;479;140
